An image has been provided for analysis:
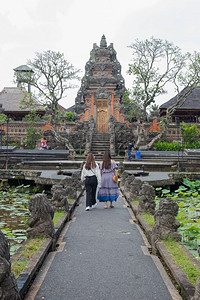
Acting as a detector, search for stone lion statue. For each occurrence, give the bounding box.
[0,230,21,300]
[27,194,54,238]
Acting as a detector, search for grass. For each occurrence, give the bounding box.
[12,238,45,278]
[163,238,200,286]
[53,210,65,225]
[140,212,155,227]
[131,200,139,205]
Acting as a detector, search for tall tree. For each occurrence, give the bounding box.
[16,50,80,153]
[126,37,200,149]
[127,37,187,119]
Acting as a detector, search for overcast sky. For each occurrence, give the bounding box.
[1,0,200,109]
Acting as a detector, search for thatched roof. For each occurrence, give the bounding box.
[0,87,44,112]
[159,87,200,110]
[0,87,67,113]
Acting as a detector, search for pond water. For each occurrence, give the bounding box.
[0,184,31,255]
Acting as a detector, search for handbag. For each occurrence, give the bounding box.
[112,174,118,183]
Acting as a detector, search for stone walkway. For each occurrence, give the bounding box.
[25,194,181,300]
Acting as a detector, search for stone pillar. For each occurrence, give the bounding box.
[85,109,89,121]
[91,93,94,117]
[110,93,114,116]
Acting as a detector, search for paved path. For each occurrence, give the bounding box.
[25,195,181,300]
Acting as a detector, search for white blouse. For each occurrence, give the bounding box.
[81,162,101,185]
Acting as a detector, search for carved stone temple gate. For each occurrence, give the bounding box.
[74,35,126,133]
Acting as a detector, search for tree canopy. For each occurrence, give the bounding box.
[15,50,80,152]
[126,37,200,149]
[127,37,187,119]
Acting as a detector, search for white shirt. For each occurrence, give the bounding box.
[81,162,101,186]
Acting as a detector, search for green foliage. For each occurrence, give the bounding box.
[154,141,183,151]
[12,259,28,278]
[12,237,44,278]
[121,90,142,121]
[0,112,8,124]
[154,140,200,151]
[22,111,42,149]
[181,122,199,143]
[24,127,42,149]
[22,111,41,122]
[163,238,200,286]
[155,179,200,258]
[0,184,31,254]
[1,136,21,148]
[53,211,65,225]
[64,111,76,122]
[140,212,155,227]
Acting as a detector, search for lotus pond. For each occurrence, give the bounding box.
[0,183,31,255]
[155,178,200,259]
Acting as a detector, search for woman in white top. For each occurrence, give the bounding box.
[81,153,101,211]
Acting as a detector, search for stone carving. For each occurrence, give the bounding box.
[100,34,107,48]
[63,171,82,201]
[138,183,156,214]
[118,162,124,176]
[51,185,69,212]
[129,178,143,200]
[120,171,129,191]
[95,87,109,99]
[0,231,21,300]
[192,278,200,300]
[152,197,181,253]
[27,194,54,238]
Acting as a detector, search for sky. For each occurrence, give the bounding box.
[1,0,200,109]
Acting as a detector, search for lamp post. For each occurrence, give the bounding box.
[175,117,180,172]
[0,105,5,151]
[5,116,10,169]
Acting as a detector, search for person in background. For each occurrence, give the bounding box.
[41,137,47,150]
[127,141,134,161]
[97,151,119,209]
[81,153,101,211]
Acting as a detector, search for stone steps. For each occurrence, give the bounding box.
[91,132,111,156]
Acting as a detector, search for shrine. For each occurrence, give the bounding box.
[75,35,126,132]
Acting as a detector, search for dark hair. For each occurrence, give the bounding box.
[102,151,111,169]
[85,153,96,170]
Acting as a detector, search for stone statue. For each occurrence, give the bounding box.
[151,197,181,253]
[124,175,135,198]
[120,171,129,192]
[118,162,124,177]
[138,183,156,214]
[129,178,143,201]
[192,278,200,300]
[51,185,69,212]
[27,194,54,238]
[0,231,21,300]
